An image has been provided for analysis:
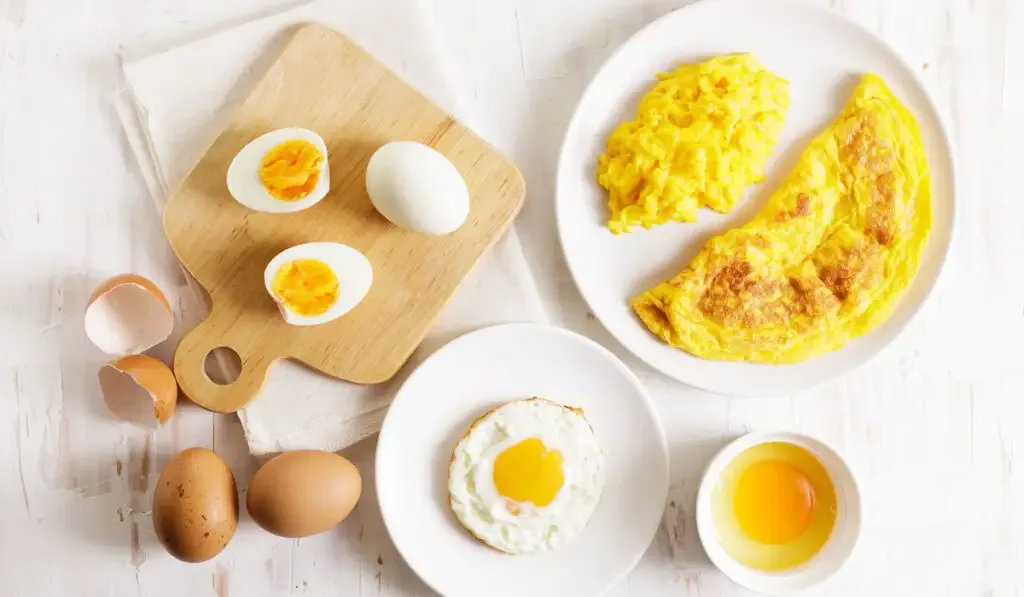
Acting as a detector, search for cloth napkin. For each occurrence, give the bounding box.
[114,0,548,455]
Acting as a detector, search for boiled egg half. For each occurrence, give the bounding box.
[448,397,604,555]
[227,128,330,213]
[263,242,372,326]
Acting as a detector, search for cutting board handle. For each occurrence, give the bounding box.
[172,313,275,413]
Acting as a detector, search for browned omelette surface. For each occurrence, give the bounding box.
[632,74,932,363]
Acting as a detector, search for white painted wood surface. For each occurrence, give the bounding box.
[0,0,1021,595]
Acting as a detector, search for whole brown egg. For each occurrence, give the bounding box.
[152,448,239,562]
[246,450,361,538]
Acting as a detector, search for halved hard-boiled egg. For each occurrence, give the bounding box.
[227,128,330,213]
[263,242,372,326]
[448,397,605,555]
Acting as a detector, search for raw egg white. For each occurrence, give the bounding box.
[365,141,469,235]
[263,242,372,326]
[448,398,604,555]
[711,441,837,571]
[227,128,330,213]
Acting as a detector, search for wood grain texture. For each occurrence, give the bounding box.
[165,23,525,413]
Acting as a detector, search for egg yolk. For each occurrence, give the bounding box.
[734,459,816,544]
[492,438,564,512]
[271,259,339,316]
[260,140,323,201]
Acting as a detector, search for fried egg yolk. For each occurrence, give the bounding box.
[492,438,564,512]
[734,460,815,544]
[260,140,324,201]
[270,259,339,316]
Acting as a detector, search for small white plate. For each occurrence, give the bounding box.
[556,0,956,396]
[376,323,669,597]
[696,432,863,594]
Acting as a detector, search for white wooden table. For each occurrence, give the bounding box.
[1,0,1022,595]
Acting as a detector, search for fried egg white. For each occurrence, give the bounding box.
[448,398,604,555]
[597,53,790,233]
[632,74,932,363]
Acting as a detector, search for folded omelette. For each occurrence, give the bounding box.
[632,74,932,363]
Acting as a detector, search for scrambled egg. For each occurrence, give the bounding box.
[632,74,932,363]
[597,54,790,233]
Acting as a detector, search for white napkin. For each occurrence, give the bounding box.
[115,0,547,455]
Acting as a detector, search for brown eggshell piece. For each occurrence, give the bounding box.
[246,450,362,538]
[153,448,238,563]
[85,273,174,356]
[98,354,178,427]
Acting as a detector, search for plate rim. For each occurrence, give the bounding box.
[375,322,670,597]
[554,0,958,396]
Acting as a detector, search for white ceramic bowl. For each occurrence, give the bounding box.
[696,432,862,595]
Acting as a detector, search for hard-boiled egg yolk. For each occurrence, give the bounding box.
[260,140,323,201]
[492,438,564,512]
[271,259,339,316]
[734,459,816,544]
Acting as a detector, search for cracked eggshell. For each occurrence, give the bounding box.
[85,274,174,356]
[99,354,178,427]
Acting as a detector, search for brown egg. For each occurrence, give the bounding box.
[246,450,361,538]
[152,448,238,562]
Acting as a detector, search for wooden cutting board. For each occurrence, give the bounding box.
[165,23,525,414]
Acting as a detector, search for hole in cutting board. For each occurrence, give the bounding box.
[204,347,242,385]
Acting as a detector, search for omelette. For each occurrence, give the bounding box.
[597,54,790,233]
[632,74,932,363]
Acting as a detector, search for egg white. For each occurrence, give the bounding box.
[263,242,372,326]
[227,128,331,214]
[448,398,604,555]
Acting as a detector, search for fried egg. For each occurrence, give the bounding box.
[632,74,932,362]
[448,398,604,555]
[263,242,372,326]
[597,54,790,233]
[711,441,837,571]
[227,128,330,213]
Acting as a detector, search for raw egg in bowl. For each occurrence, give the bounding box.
[696,432,861,594]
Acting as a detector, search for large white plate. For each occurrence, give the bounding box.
[376,323,669,597]
[556,0,956,396]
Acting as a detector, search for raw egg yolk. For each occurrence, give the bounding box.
[734,460,815,544]
[271,259,339,316]
[492,438,564,511]
[260,140,323,201]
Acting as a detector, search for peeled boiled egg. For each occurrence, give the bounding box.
[711,441,837,571]
[98,354,177,427]
[85,274,175,356]
[365,141,469,235]
[246,450,362,538]
[227,128,330,213]
[263,242,372,326]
